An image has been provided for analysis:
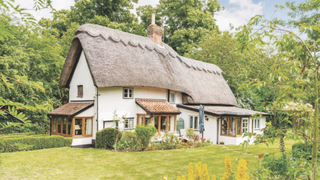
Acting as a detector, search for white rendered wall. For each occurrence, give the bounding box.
[69,51,96,101]
[177,108,218,144]
[97,86,168,130]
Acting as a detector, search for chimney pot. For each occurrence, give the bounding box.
[147,14,163,46]
[151,13,155,24]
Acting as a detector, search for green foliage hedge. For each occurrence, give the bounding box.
[1,135,72,153]
[135,125,157,150]
[95,128,122,149]
[292,141,320,160]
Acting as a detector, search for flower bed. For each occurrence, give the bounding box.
[115,132,211,152]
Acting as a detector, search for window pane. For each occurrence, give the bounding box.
[63,118,67,134]
[154,116,159,130]
[221,118,228,135]
[75,118,82,135]
[229,117,235,135]
[129,89,132,98]
[257,119,260,128]
[125,119,129,129]
[189,116,193,128]
[58,118,61,133]
[85,118,92,135]
[237,118,241,135]
[53,118,56,132]
[78,85,83,97]
[124,88,128,98]
[170,93,175,103]
[139,116,143,125]
[242,119,248,134]
[194,117,198,129]
[145,117,150,126]
[67,119,72,135]
[161,116,167,133]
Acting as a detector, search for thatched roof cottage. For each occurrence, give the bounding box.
[48,15,268,146]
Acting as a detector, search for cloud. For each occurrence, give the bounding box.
[215,0,263,31]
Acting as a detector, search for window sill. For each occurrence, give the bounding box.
[220,134,236,137]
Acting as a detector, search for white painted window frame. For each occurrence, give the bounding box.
[123,87,133,99]
[242,118,249,134]
[170,92,175,104]
[189,115,199,130]
[254,119,260,130]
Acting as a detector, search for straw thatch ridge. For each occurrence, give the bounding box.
[59,24,237,106]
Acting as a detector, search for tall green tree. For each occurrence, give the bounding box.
[137,0,221,55]
[238,0,320,178]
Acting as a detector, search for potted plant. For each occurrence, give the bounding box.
[220,141,225,145]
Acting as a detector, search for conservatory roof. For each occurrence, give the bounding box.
[48,102,94,117]
[136,99,181,114]
[177,104,269,117]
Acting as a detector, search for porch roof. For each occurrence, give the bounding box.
[48,102,94,117]
[136,99,181,114]
[177,104,269,117]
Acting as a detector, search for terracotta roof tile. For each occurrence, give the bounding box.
[136,99,180,114]
[48,102,93,116]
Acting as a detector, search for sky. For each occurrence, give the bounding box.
[13,0,306,31]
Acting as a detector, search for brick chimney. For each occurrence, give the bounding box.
[147,13,163,45]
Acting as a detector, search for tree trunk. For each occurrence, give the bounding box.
[312,69,319,180]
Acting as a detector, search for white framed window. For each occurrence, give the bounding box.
[170,92,175,103]
[242,118,248,134]
[123,87,133,99]
[124,118,134,129]
[189,116,199,129]
[254,119,260,130]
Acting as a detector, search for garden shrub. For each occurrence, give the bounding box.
[95,128,122,149]
[116,131,137,151]
[161,133,180,150]
[0,123,45,134]
[292,141,320,160]
[1,135,72,153]
[135,125,157,150]
[186,128,195,140]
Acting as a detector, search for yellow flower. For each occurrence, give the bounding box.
[211,174,216,180]
[222,156,232,180]
[202,163,209,180]
[177,176,181,180]
[236,159,250,180]
[163,175,169,180]
[195,162,201,179]
[188,163,194,180]
[182,175,187,180]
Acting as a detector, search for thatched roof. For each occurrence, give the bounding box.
[177,104,269,117]
[136,99,181,114]
[60,24,237,106]
[48,102,93,117]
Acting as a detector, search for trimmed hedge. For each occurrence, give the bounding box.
[1,135,73,153]
[96,128,122,149]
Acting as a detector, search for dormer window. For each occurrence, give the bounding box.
[77,85,83,98]
[170,92,175,103]
[123,87,133,99]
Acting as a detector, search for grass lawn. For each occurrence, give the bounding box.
[0,139,297,180]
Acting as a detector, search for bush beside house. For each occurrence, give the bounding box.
[1,135,72,152]
[95,127,122,149]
